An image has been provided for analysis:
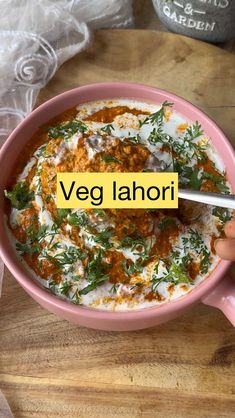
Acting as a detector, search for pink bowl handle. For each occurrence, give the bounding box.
[202,274,235,326]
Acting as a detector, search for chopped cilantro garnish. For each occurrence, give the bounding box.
[16,241,40,256]
[147,127,170,145]
[202,172,230,194]
[36,144,47,157]
[44,194,51,203]
[146,125,205,168]
[120,235,146,250]
[59,281,73,296]
[185,121,203,141]
[182,229,203,253]
[16,224,49,256]
[119,235,151,261]
[92,228,114,249]
[172,250,192,268]
[67,212,88,227]
[199,249,211,275]
[79,280,105,295]
[121,259,144,276]
[93,209,106,218]
[130,282,143,290]
[5,182,34,210]
[182,229,211,274]
[57,209,70,218]
[101,155,121,164]
[109,284,118,294]
[101,124,114,135]
[72,289,81,304]
[48,278,57,292]
[79,249,111,295]
[212,207,232,224]
[56,209,88,230]
[48,119,87,139]
[151,261,190,291]
[72,275,82,281]
[34,224,49,241]
[140,101,173,127]
[159,217,176,231]
[52,246,86,267]
[56,208,70,223]
[128,133,141,144]
[174,161,202,190]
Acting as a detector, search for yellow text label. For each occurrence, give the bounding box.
[56,172,178,209]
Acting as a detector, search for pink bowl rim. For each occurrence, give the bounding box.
[0,81,234,321]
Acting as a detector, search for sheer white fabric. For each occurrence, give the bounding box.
[0,0,133,294]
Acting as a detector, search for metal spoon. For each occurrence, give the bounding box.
[145,155,235,210]
[179,189,235,210]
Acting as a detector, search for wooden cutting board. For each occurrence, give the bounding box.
[1,30,235,418]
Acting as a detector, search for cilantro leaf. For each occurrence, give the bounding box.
[175,163,202,190]
[128,133,141,144]
[119,235,151,261]
[56,208,70,224]
[159,217,176,231]
[59,281,73,296]
[48,119,87,139]
[202,172,230,194]
[101,124,114,135]
[67,212,88,227]
[92,228,114,249]
[101,155,121,164]
[147,127,171,145]
[79,249,111,295]
[185,121,203,140]
[52,246,87,267]
[16,241,40,256]
[15,225,49,256]
[121,259,144,276]
[5,182,34,210]
[151,261,190,291]
[182,229,211,274]
[212,207,232,224]
[140,101,173,127]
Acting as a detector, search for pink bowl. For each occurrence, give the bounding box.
[0,82,235,331]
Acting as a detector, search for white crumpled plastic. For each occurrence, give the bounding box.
[0,0,133,296]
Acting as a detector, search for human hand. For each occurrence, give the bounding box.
[215,220,235,261]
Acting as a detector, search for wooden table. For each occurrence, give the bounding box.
[1,29,235,418]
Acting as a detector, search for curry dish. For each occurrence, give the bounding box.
[5,99,232,310]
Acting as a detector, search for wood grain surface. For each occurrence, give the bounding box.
[1,30,235,418]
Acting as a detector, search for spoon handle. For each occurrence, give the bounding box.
[178,189,235,210]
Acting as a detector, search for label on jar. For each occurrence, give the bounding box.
[162,0,230,33]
